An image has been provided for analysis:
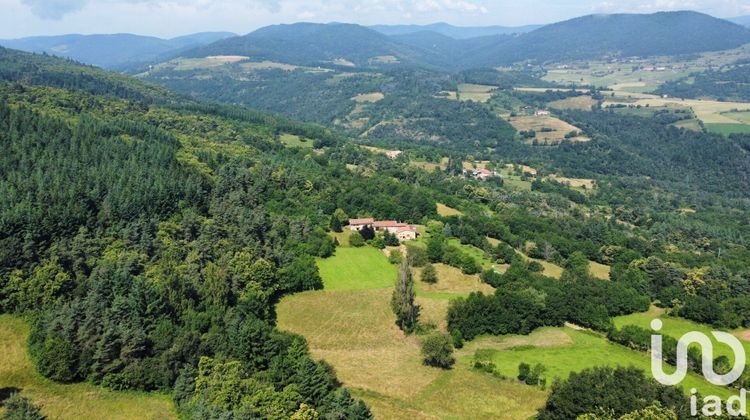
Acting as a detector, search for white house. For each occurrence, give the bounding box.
[348,218,374,231]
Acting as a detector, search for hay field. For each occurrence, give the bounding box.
[457,84,496,102]
[509,115,590,144]
[436,203,463,217]
[548,95,598,110]
[351,92,385,103]
[279,133,313,148]
[0,315,176,420]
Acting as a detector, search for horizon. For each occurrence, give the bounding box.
[1,0,749,39]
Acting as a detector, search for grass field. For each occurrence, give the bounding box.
[670,119,703,131]
[503,178,533,191]
[278,247,546,418]
[0,315,176,419]
[351,92,385,103]
[413,263,494,300]
[509,115,590,144]
[614,306,750,364]
[279,133,313,148]
[474,326,735,399]
[436,203,463,217]
[548,95,598,111]
[457,84,496,103]
[317,247,398,290]
[705,123,750,135]
[588,260,611,280]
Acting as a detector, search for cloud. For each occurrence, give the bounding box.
[22,0,88,19]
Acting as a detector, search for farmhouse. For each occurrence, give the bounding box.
[348,218,374,231]
[535,109,551,116]
[473,168,497,180]
[385,150,403,159]
[347,218,418,241]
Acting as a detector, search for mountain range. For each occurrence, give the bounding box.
[0,32,235,69]
[3,11,750,71]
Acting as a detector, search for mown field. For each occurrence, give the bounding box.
[614,306,750,364]
[277,245,548,419]
[472,326,735,399]
[0,315,176,419]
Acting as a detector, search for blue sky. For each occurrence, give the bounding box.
[1,0,749,38]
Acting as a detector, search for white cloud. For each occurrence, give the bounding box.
[21,0,87,19]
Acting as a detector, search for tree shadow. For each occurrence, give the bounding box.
[0,387,21,406]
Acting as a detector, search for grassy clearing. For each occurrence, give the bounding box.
[413,263,494,299]
[240,60,300,71]
[723,111,750,124]
[670,119,703,131]
[503,178,532,191]
[509,115,590,144]
[446,238,494,269]
[588,260,611,280]
[614,307,750,364]
[279,133,313,148]
[0,315,176,420]
[436,203,462,217]
[328,229,354,247]
[351,92,384,103]
[705,123,750,135]
[474,326,734,399]
[518,253,564,279]
[317,247,398,290]
[548,95,597,111]
[547,174,595,189]
[458,84,496,103]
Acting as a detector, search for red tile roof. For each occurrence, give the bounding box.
[396,225,417,233]
[349,218,374,225]
[373,221,404,228]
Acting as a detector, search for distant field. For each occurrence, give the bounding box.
[436,202,463,217]
[351,92,385,103]
[614,306,750,364]
[240,60,300,71]
[547,174,594,189]
[458,84,496,103]
[475,326,735,399]
[317,247,398,290]
[521,253,564,279]
[605,97,750,126]
[588,260,611,280]
[723,111,750,124]
[509,115,590,144]
[413,263,494,299]
[705,123,750,135]
[548,95,597,110]
[0,315,175,420]
[445,238,495,270]
[670,119,703,131]
[279,133,313,148]
[503,178,532,191]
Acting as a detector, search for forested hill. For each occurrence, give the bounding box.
[181,22,448,69]
[468,11,750,66]
[0,46,184,103]
[0,32,236,69]
[0,51,414,418]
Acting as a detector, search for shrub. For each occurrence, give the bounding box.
[2,393,45,420]
[349,232,365,247]
[421,264,438,284]
[388,249,403,265]
[421,333,455,369]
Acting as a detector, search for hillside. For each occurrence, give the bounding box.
[730,15,750,27]
[466,11,750,66]
[370,22,542,38]
[0,46,183,103]
[181,22,448,69]
[0,32,235,69]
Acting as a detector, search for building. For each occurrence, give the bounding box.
[473,169,496,180]
[535,109,550,116]
[395,225,418,241]
[348,218,419,241]
[385,150,403,159]
[348,218,374,231]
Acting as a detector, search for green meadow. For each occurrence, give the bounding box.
[317,246,398,290]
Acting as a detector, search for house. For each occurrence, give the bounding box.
[373,220,406,233]
[385,150,403,159]
[348,218,374,231]
[395,225,418,241]
[473,169,496,180]
[535,109,550,116]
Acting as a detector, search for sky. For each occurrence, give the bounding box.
[1,0,749,39]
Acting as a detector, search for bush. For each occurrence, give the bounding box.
[421,333,455,369]
[349,232,365,247]
[451,329,464,349]
[528,261,544,272]
[421,264,438,284]
[2,393,45,420]
[388,249,403,265]
[406,245,428,267]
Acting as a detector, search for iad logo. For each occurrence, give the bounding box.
[650,319,747,417]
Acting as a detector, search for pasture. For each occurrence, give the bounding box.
[278,247,546,419]
[548,95,598,110]
[474,326,735,399]
[705,123,750,135]
[317,247,398,290]
[351,92,385,103]
[614,306,750,364]
[0,315,176,420]
[436,202,463,217]
[413,263,495,299]
[509,115,590,144]
[458,83,496,103]
[279,133,313,148]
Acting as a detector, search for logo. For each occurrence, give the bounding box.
[650,319,747,417]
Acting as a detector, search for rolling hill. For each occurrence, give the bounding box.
[468,11,750,66]
[370,22,542,38]
[181,22,448,69]
[0,32,235,69]
[729,15,750,27]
